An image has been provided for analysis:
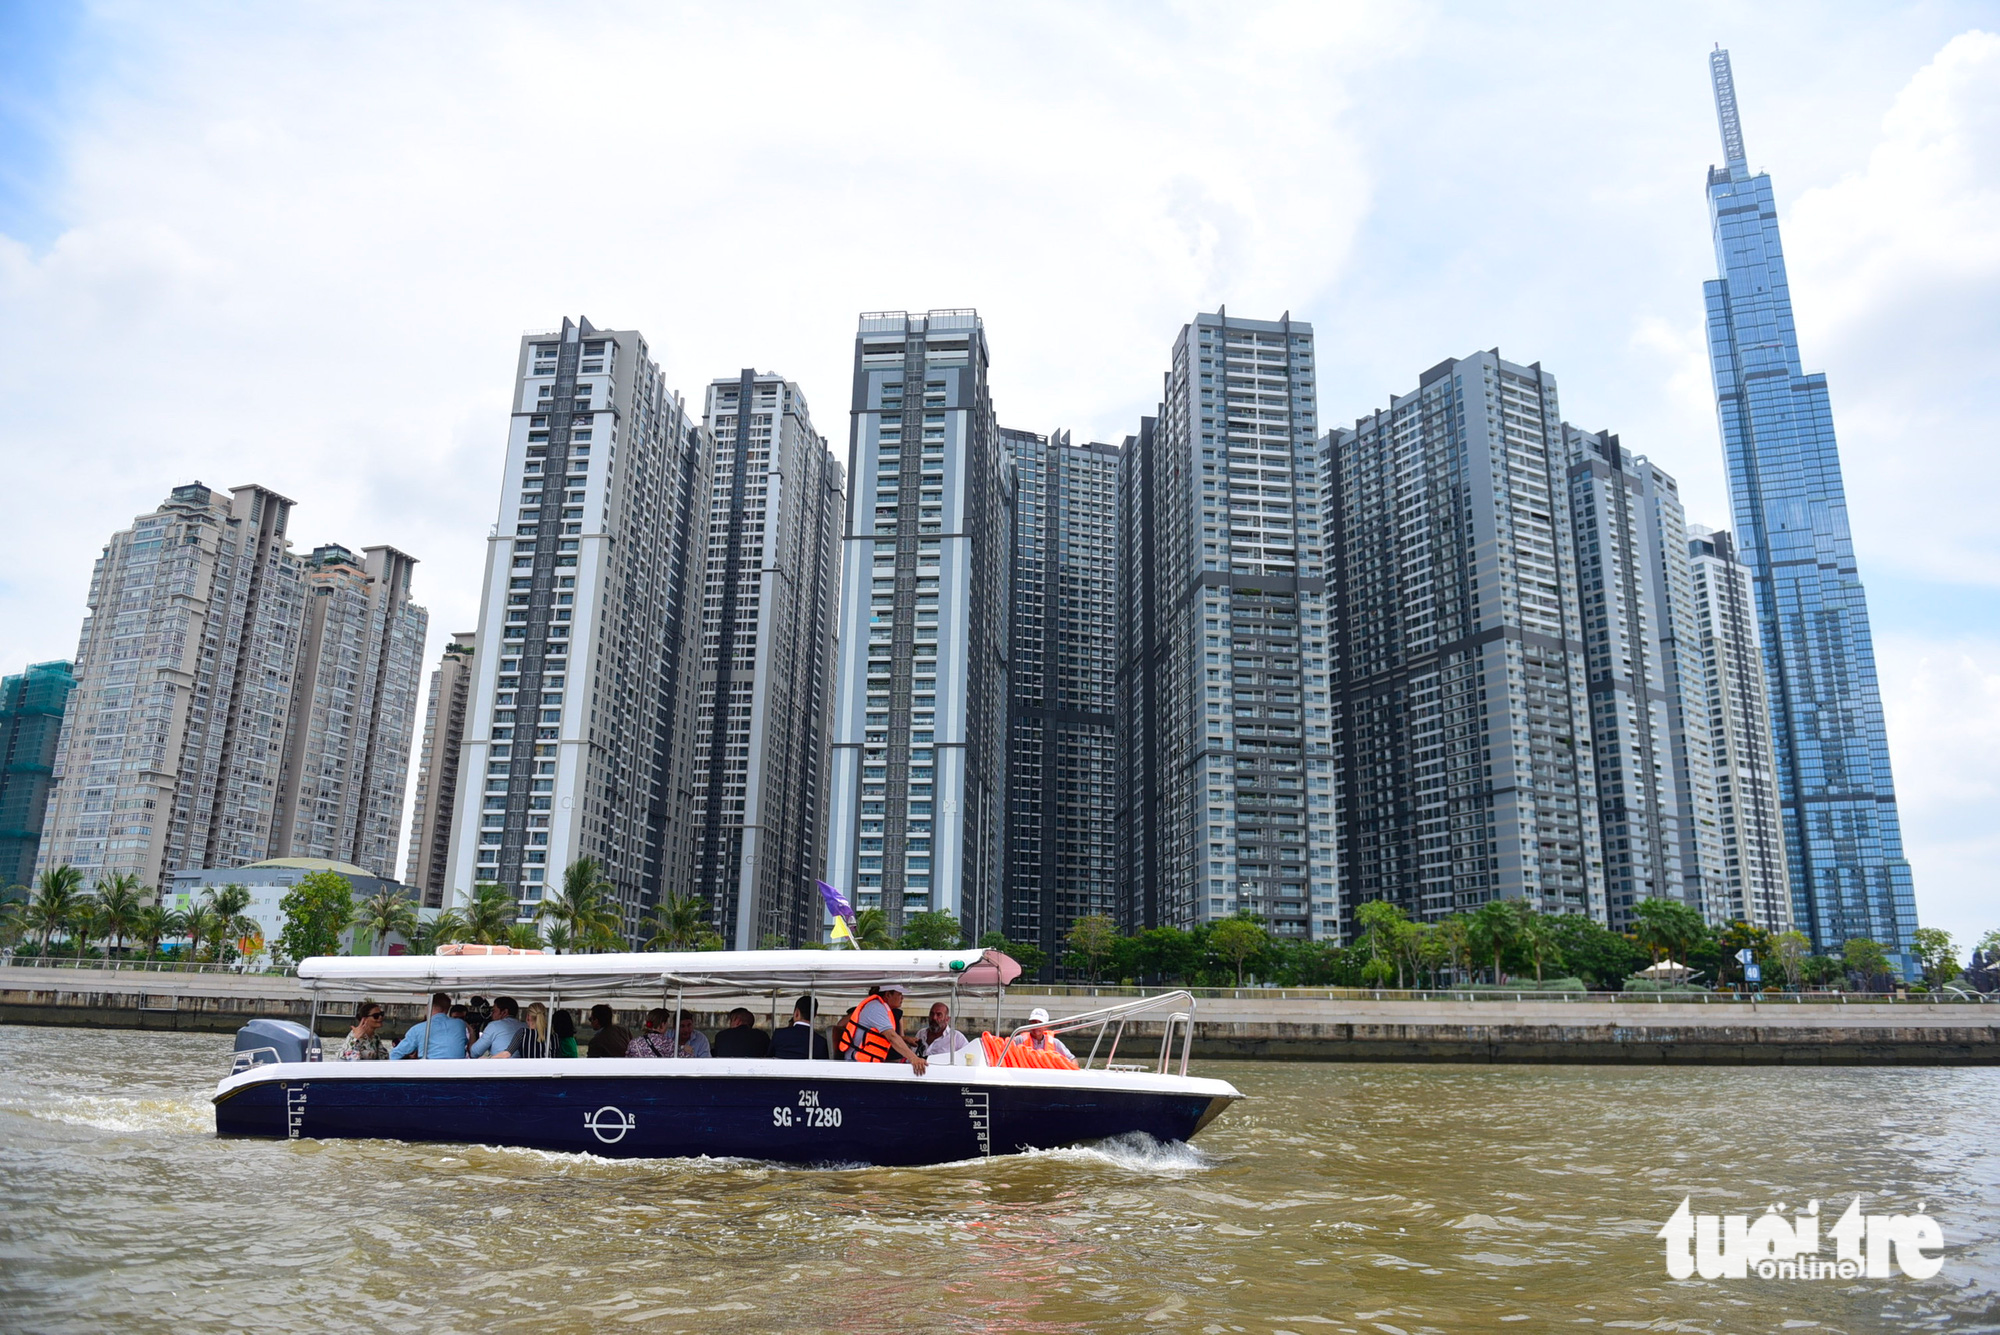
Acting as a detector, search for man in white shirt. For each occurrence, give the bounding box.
[915,1001,970,1062]
[1019,1006,1074,1060]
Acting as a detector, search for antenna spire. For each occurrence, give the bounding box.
[1710,46,1747,166]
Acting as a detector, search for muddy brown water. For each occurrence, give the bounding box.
[1,1026,1994,1333]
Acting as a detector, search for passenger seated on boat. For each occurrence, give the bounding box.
[389,993,471,1060]
[834,984,927,1075]
[470,997,524,1058]
[1019,1007,1074,1061]
[551,1008,579,1058]
[334,1001,388,1061]
[916,1001,969,1062]
[506,1002,551,1058]
[585,1004,631,1058]
[710,1008,769,1059]
[628,1008,710,1059]
[466,997,491,1040]
[769,996,830,1060]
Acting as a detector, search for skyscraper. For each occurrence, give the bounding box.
[1702,49,1917,968]
[404,631,475,907]
[270,543,428,877]
[1118,312,1334,940]
[1004,428,1121,969]
[39,483,423,891]
[1562,427,1724,927]
[825,310,1011,939]
[1328,353,1602,925]
[0,661,75,889]
[690,371,844,949]
[447,317,710,939]
[1688,526,1794,932]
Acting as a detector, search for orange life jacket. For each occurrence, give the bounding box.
[835,995,900,1063]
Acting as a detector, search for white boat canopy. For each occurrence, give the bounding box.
[295,948,1023,1000]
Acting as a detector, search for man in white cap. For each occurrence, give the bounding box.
[835,982,928,1075]
[1018,1006,1074,1060]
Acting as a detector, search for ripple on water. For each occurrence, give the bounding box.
[0,1026,1996,1335]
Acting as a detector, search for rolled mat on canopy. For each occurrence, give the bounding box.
[294,948,1023,999]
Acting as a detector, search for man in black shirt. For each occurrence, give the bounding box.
[710,1007,770,1058]
[585,1003,632,1058]
[767,996,830,1060]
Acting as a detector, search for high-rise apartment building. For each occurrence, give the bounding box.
[0,661,75,889]
[405,631,475,907]
[1328,352,1602,926]
[690,371,844,949]
[1004,428,1120,968]
[1703,50,1917,969]
[1563,427,1724,927]
[270,544,427,877]
[1688,526,1793,932]
[825,310,1011,938]
[1117,312,1334,940]
[448,317,709,939]
[40,483,422,891]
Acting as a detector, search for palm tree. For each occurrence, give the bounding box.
[1467,899,1520,983]
[410,909,466,956]
[0,886,28,954]
[464,882,519,945]
[537,857,621,953]
[506,922,545,950]
[94,874,148,964]
[641,893,712,952]
[66,898,103,960]
[851,907,894,949]
[203,885,258,963]
[133,904,183,960]
[355,886,419,954]
[180,903,221,962]
[31,865,86,955]
[1519,913,1558,982]
[540,922,575,954]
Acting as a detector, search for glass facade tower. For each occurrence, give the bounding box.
[1701,48,1918,970]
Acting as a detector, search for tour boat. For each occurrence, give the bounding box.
[211,949,1241,1166]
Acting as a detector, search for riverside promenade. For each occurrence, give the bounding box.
[3,962,1995,1064]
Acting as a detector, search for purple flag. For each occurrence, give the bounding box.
[817,879,856,924]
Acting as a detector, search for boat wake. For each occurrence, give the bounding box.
[1017,1133,1215,1176]
[0,1091,211,1137]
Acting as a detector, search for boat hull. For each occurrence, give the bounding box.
[212,1059,1238,1166]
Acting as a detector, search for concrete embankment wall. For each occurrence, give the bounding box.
[5,966,1995,1065]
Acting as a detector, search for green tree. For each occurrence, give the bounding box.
[899,910,965,950]
[1633,898,1707,968]
[848,907,893,949]
[976,930,1046,979]
[1771,929,1811,991]
[1518,912,1560,983]
[1064,914,1119,982]
[537,857,622,953]
[1354,900,1409,985]
[181,903,222,961]
[356,886,419,955]
[1540,913,1644,991]
[506,922,545,950]
[463,882,519,945]
[1118,926,1201,984]
[1716,920,1774,989]
[205,885,257,961]
[642,892,713,951]
[1281,939,1352,987]
[1208,914,1269,986]
[276,870,356,963]
[132,904,182,960]
[1978,928,2000,956]
[1800,953,1844,989]
[93,874,148,961]
[1841,937,1894,990]
[1467,899,1520,983]
[66,897,102,958]
[410,909,466,956]
[30,865,86,955]
[1433,915,1473,983]
[1,885,34,952]
[1911,927,1958,990]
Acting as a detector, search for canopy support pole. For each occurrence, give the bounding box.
[672,983,684,1059]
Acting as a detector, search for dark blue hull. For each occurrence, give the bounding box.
[213,1066,1234,1166]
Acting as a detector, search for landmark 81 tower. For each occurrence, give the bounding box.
[1701,48,1918,972]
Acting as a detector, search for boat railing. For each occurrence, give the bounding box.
[1007,991,1197,1078]
[230,1045,319,1074]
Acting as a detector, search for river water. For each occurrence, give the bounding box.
[0,1026,1994,1334]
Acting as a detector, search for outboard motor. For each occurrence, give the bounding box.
[232,1018,321,1073]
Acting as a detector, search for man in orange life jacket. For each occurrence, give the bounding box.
[836,983,928,1075]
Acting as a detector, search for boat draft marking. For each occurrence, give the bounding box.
[960,1087,991,1157]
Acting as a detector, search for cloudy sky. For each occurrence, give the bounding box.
[2,2,1994,947]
